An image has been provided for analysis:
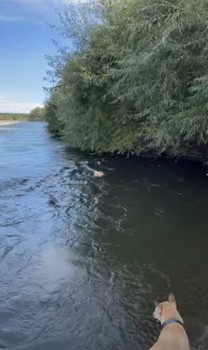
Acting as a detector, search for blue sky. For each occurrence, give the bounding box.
[0,0,80,113]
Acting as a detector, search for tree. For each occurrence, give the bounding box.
[29,107,45,121]
[45,0,208,161]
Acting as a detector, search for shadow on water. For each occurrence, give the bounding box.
[0,122,208,349]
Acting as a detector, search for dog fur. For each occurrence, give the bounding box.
[149,294,190,350]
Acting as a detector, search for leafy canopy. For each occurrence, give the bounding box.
[45,0,208,160]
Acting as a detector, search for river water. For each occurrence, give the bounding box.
[0,122,208,350]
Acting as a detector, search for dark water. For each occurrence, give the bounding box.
[0,122,208,350]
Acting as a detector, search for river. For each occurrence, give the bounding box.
[0,122,208,349]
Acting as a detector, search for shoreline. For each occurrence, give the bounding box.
[0,121,20,126]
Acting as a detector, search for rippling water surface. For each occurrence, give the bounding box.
[0,122,208,349]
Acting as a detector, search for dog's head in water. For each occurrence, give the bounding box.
[153,294,177,323]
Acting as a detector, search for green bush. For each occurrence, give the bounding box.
[46,0,208,160]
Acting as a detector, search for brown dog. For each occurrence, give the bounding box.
[150,294,190,350]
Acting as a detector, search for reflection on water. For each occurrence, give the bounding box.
[0,122,208,349]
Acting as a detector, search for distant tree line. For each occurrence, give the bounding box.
[45,0,208,161]
[0,107,45,122]
[0,113,28,121]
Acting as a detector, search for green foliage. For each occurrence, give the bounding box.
[29,106,45,121]
[0,113,28,121]
[46,0,208,160]
[45,91,64,135]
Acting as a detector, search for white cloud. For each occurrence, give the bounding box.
[0,97,43,114]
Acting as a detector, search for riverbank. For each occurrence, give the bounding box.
[45,0,208,163]
[0,121,20,126]
[0,112,29,123]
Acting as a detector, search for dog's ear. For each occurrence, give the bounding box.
[168,293,176,304]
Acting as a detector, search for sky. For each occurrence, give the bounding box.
[0,0,82,113]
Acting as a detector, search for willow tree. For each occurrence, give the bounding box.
[46,0,208,160]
